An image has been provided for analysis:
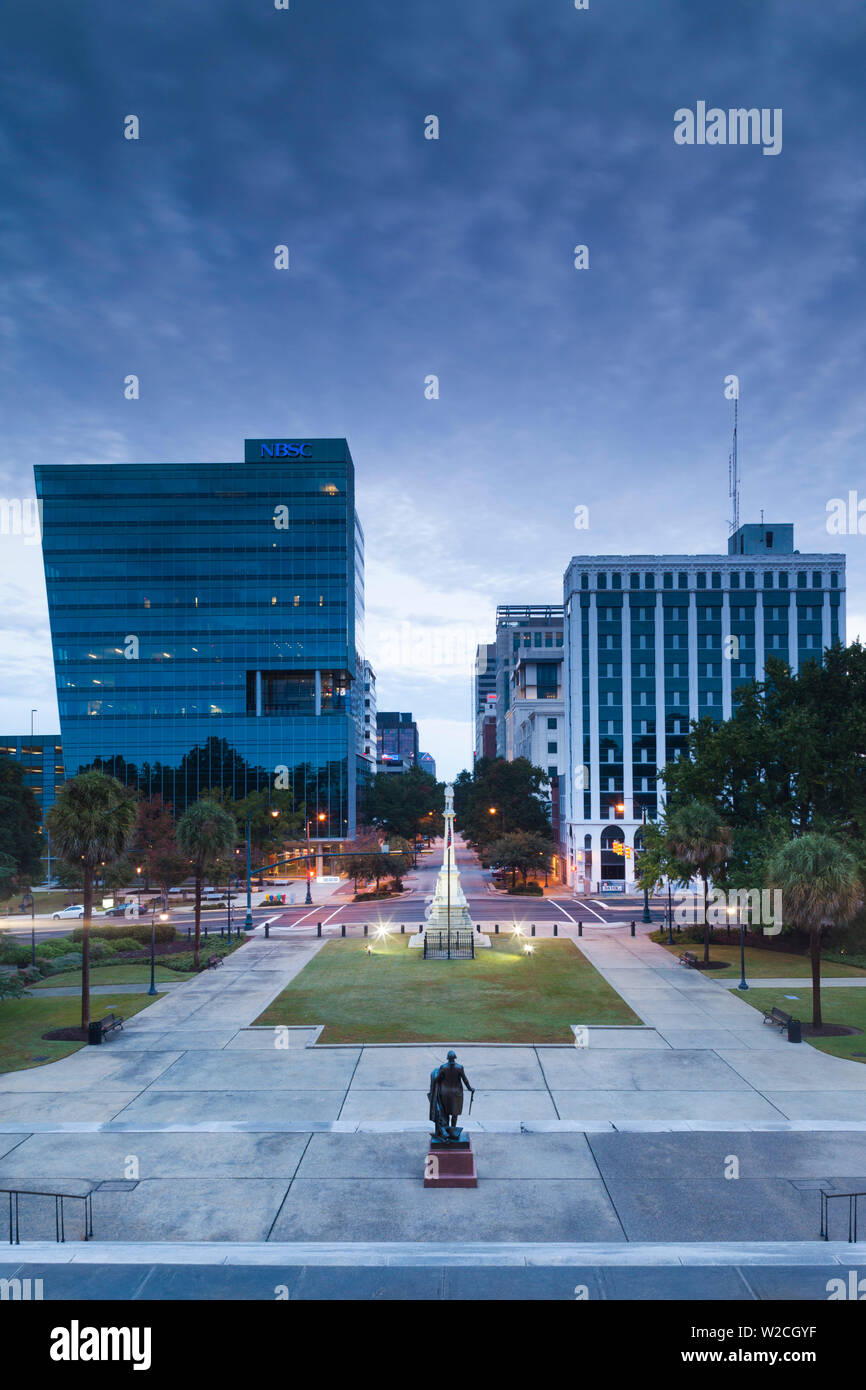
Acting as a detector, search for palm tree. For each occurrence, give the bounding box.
[665,802,733,965]
[45,771,138,1030]
[766,833,862,1029]
[176,799,238,969]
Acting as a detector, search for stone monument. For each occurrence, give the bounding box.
[425,782,473,932]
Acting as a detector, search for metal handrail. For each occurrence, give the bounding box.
[1,1184,94,1244]
[820,1189,866,1242]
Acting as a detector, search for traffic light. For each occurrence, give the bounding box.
[612,843,624,857]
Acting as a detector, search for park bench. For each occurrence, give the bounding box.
[87,1012,123,1045]
[678,951,698,969]
[763,1005,792,1030]
[762,1004,802,1043]
[205,954,223,969]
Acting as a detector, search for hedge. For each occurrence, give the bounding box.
[71,921,176,945]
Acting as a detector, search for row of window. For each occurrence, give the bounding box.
[576,570,840,592]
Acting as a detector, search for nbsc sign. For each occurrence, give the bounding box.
[259,441,312,458]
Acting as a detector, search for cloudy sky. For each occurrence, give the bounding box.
[1,0,864,778]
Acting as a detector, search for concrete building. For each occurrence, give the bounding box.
[494,603,569,756]
[418,751,436,779]
[361,660,377,770]
[473,642,497,759]
[562,523,846,893]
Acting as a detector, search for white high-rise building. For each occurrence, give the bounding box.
[562,524,846,892]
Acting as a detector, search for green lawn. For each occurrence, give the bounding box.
[657,940,866,979]
[31,964,193,988]
[0,994,160,1073]
[255,934,641,1043]
[736,987,866,1064]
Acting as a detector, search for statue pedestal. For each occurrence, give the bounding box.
[424,1139,478,1188]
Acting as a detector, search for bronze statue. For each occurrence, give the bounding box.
[428,1050,474,1144]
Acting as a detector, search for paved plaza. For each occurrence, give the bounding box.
[1,931,866,1263]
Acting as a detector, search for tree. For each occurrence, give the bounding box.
[176,799,238,969]
[344,834,413,895]
[0,755,43,898]
[766,833,863,1029]
[454,758,552,849]
[486,831,553,890]
[660,644,866,886]
[665,802,733,965]
[130,795,189,905]
[362,767,444,843]
[45,771,138,1029]
[222,788,303,866]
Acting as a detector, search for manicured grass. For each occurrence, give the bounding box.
[31,964,192,988]
[736,987,866,1064]
[255,934,641,1043]
[657,940,866,979]
[0,994,159,1073]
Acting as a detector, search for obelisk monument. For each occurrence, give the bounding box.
[425,782,473,932]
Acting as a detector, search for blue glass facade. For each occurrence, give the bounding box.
[35,439,365,836]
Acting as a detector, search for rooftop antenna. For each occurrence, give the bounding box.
[727,394,739,534]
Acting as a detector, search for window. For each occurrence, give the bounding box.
[547,741,558,754]
[547,717,557,729]
[548,767,557,780]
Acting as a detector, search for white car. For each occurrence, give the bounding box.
[52,905,85,919]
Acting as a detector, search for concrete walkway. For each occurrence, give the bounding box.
[3,933,866,1252]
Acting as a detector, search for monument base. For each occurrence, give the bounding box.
[424,1138,478,1188]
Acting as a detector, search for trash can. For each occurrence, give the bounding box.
[787,1017,802,1044]
[87,1021,104,1045]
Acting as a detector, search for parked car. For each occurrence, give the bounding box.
[100,902,138,917]
[51,905,85,919]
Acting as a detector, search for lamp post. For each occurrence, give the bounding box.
[136,864,142,917]
[667,879,674,944]
[245,816,253,929]
[641,807,651,924]
[304,812,326,905]
[149,907,168,996]
[734,904,749,991]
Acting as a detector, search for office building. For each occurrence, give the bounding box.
[0,733,64,881]
[494,606,564,758]
[361,660,377,769]
[473,642,496,759]
[376,711,419,768]
[562,523,846,891]
[35,437,367,839]
[418,751,436,779]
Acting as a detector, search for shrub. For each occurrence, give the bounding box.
[42,952,83,974]
[0,944,34,967]
[0,971,27,1000]
[27,938,83,960]
[110,937,146,954]
[508,883,544,896]
[71,922,176,945]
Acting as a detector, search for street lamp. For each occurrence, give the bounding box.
[135,864,142,916]
[640,807,651,924]
[305,812,326,905]
[148,907,168,996]
[489,806,505,834]
[731,904,749,991]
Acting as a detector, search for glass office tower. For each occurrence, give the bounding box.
[35,438,366,838]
